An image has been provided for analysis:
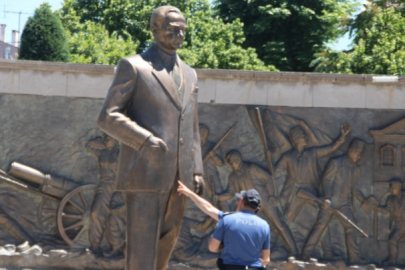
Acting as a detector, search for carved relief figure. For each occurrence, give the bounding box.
[376,180,405,266]
[199,124,228,210]
[219,150,298,256]
[86,134,120,253]
[171,216,218,266]
[104,192,126,258]
[301,139,367,264]
[97,6,204,270]
[0,207,34,247]
[275,123,351,224]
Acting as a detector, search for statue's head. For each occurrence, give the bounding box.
[226,150,243,171]
[348,139,365,164]
[102,133,117,149]
[289,126,308,151]
[150,6,186,54]
[199,124,209,143]
[390,179,402,197]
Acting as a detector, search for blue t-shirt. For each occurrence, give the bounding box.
[213,210,270,267]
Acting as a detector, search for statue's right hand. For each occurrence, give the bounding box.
[323,199,331,209]
[145,136,169,152]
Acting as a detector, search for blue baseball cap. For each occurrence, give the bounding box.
[235,189,261,207]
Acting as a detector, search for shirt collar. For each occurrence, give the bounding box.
[153,43,177,67]
[240,209,255,214]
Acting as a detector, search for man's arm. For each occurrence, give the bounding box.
[315,123,350,159]
[208,238,221,253]
[178,181,220,221]
[97,59,153,151]
[260,249,270,265]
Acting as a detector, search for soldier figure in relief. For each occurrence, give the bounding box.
[219,150,298,257]
[301,139,367,264]
[275,123,351,224]
[376,180,405,266]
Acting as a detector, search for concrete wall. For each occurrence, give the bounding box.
[0,58,404,109]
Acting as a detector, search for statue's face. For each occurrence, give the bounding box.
[199,128,208,143]
[293,136,308,150]
[228,155,242,171]
[154,12,187,52]
[391,184,402,196]
[104,135,117,149]
[348,149,362,164]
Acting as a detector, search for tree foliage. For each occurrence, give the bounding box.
[214,0,358,72]
[58,1,137,65]
[20,3,70,62]
[311,6,405,75]
[59,0,276,70]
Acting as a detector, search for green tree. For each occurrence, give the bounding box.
[20,3,70,62]
[214,0,358,72]
[58,1,137,65]
[311,6,405,75]
[59,0,275,70]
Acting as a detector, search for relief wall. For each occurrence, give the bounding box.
[0,93,404,269]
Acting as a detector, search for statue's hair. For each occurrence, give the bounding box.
[390,179,402,189]
[349,139,365,152]
[199,124,209,133]
[150,6,182,29]
[226,149,242,163]
[289,126,305,141]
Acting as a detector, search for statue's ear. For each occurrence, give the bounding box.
[150,25,158,34]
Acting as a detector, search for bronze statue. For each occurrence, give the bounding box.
[199,124,228,210]
[219,150,298,257]
[376,180,405,266]
[301,139,367,264]
[97,6,204,270]
[275,123,351,224]
[86,134,119,253]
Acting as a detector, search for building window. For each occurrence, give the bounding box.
[5,47,10,59]
[402,147,405,169]
[381,145,395,167]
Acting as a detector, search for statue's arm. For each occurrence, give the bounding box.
[192,78,203,176]
[315,123,350,158]
[97,59,152,151]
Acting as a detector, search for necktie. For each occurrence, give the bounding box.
[171,57,182,97]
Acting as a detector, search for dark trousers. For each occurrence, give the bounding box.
[124,175,186,270]
[388,227,405,262]
[301,206,360,261]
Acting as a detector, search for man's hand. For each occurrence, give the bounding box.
[340,122,351,137]
[177,180,193,197]
[268,196,278,205]
[144,136,169,152]
[323,199,331,209]
[193,175,205,196]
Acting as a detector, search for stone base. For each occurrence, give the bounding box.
[168,259,405,270]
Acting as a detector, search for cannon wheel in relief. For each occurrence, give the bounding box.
[57,184,97,246]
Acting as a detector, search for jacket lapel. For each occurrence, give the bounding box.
[147,48,182,111]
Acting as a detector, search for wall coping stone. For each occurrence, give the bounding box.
[0,58,403,85]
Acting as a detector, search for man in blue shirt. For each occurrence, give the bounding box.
[178,181,270,269]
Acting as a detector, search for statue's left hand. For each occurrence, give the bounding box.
[193,175,205,196]
[340,122,351,137]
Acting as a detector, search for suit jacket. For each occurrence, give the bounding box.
[97,45,203,192]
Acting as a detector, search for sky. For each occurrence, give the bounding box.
[0,0,364,50]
